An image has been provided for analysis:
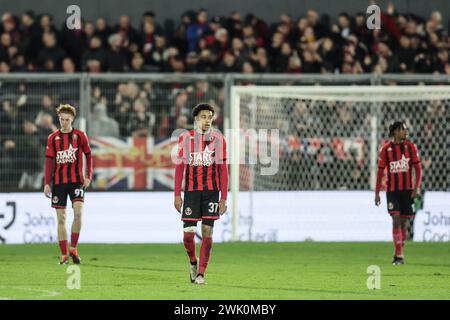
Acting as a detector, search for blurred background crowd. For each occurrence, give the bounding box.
[0,4,449,74]
[0,3,449,190]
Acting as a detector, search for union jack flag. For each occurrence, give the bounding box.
[91,136,177,190]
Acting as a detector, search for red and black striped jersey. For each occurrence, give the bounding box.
[45,128,92,185]
[174,129,228,199]
[377,139,421,192]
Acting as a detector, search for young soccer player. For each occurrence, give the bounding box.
[375,121,422,265]
[44,104,93,264]
[174,103,228,284]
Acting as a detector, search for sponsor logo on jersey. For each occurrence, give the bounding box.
[389,155,410,173]
[56,144,78,164]
[185,207,192,216]
[189,145,214,166]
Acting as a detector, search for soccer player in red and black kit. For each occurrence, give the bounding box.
[44,104,93,265]
[174,103,228,285]
[375,121,422,265]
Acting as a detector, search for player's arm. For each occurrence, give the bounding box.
[44,134,55,198]
[174,134,186,213]
[375,145,387,206]
[218,135,228,215]
[81,132,93,188]
[410,143,422,198]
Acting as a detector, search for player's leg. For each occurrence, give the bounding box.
[196,220,214,284]
[181,191,201,282]
[387,192,403,263]
[51,184,69,264]
[69,184,85,264]
[400,217,409,253]
[195,190,220,284]
[68,201,83,264]
[392,214,404,259]
[183,220,198,283]
[398,190,415,260]
[55,208,69,264]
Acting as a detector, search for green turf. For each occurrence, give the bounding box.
[0,242,449,300]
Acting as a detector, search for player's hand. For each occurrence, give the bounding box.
[44,184,51,198]
[219,199,227,215]
[374,193,381,206]
[82,178,91,189]
[174,196,183,213]
[411,188,420,199]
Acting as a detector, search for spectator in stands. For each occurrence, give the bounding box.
[141,20,156,53]
[37,32,65,71]
[2,13,21,46]
[167,54,185,72]
[142,34,167,71]
[88,98,120,137]
[95,17,112,48]
[82,36,106,71]
[172,10,195,57]
[435,49,450,74]
[114,82,140,136]
[184,51,199,72]
[34,94,56,126]
[16,120,41,189]
[217,51,237,72]
[170,90,191,124]
[0,60,9,72]
[10,52,27,72]
[62,57,76,73]
[36,112,57,146]
[114,15,139,45]
[0,99,22,136]
[0,138,19,188]
[126,98,155,137]
[175,114,190,130]
[395,35,414,72]
[0,32,12,62]
[106,33,129,72]
[129,52,146,72]
[186,8,209,51]
[19,11,40,61]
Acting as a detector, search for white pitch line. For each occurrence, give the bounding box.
[0,286,62,299]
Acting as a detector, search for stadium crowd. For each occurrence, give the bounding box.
[0,5,449,190]
[0,5,449,74]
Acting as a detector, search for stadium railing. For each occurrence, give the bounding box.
[0,73,449,192]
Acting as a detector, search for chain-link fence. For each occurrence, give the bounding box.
[1,73,449,192]
[0,74,81,190]
[234,85,450,192]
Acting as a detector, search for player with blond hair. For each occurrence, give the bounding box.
[44,104,93,264]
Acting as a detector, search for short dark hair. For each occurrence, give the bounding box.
[389,121,406,137]
[192,103,214,117]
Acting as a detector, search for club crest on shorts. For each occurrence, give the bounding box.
[185,207,192,215]
[52,196,59,203]
[388,202,394,210]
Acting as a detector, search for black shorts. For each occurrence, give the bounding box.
[386,190,415,217]
[182,190,220,221]
[51,183,85,209]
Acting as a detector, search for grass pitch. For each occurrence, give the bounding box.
[0,242,449,300]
